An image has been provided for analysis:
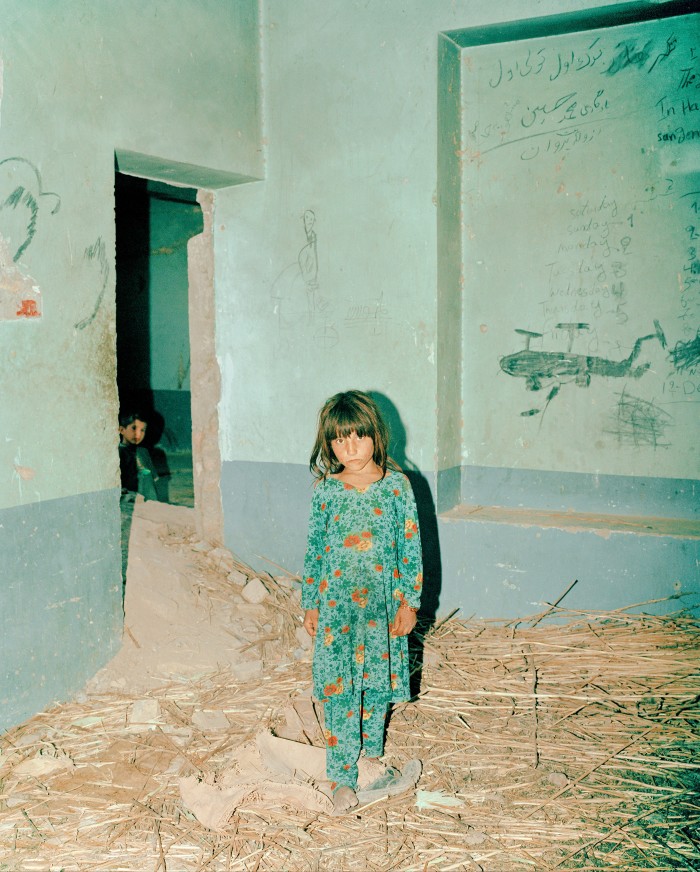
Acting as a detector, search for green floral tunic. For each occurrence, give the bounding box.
[302,471,423,704]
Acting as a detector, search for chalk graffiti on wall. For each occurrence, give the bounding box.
[271,209,339,350]
[0,157,61,320]
[474,26,684,164]
[271,208,398,352]
[604,387,672,448]
[499,320,667,416]
[669,331,700,372]
[663,331,700,402]
[500,317,700,445]
[657,189,700,401]
[343,291,392,338]
[462,15,699,473]
[74,237,110,330]
[298,209,319,304]
[0,157,61,262]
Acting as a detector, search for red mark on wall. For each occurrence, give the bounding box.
[14,465,35,481]
[16,299,40,317]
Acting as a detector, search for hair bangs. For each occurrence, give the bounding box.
[323,407,373,442]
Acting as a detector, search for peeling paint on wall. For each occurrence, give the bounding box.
[11,447,40,504]
[0,157,61,321]
[0,233,41,319]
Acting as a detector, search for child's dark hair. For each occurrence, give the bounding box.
[118,410,148,428]
[310,390,396,480]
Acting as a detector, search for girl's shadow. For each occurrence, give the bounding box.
[369,392,442,699]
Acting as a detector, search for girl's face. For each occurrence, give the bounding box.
[120,419,147,445]
[330,431,374,471]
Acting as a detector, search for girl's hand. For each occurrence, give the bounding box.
[303,608,319,637]
[389,604,418,637]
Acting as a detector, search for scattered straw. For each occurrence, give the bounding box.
[1,536,698,870]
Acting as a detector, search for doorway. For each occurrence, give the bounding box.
[114,173,203,508]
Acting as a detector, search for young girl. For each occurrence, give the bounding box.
[302,390,423,814]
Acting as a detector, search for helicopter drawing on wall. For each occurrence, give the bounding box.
[499,321,667,416]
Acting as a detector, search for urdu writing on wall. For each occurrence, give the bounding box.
[459,10,699,479]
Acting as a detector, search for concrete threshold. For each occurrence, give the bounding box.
[441,503,700,539]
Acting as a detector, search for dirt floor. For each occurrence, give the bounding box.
[1,500,698,871]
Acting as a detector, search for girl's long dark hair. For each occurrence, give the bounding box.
[309,390,398,480]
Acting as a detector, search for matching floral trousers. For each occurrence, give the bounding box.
[324,689,389,791]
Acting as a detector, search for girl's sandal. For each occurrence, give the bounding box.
[356,759,422,804]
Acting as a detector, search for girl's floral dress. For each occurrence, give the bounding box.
[302,470,423,705]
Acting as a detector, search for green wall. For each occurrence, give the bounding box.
[215,0,659,471]
[0,0,260,732]
[215,0,697,618]
[0,0,260,508]
[455,7,699,481]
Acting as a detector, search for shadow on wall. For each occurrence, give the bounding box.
[369,391,443,698]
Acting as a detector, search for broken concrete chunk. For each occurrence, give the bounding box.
[14,753,75,777]
[164,755,189,776]
[241,577,268,604]
[13,731,45,747]
[71,715,104,727]
[227,569,249,586]
[192,709,230,733]
[160,726,194,746]
[128,698,161,727]
[548,771,569,788]
[5,792,33,808]
[208,547,235,570]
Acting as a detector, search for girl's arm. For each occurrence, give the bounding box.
[301,485,327,611]
[394,475,423,612]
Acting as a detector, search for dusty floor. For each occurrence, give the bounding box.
[0,500,698,871]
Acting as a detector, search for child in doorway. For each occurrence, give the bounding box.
[118,410,161,583]
[302,390,423,814]
[118,410,160,501]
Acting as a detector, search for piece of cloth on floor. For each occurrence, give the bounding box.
[274,693,326,746]
[179,730,387,830]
